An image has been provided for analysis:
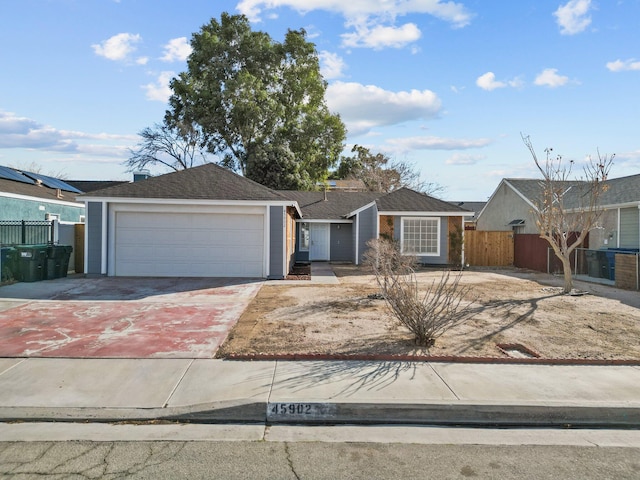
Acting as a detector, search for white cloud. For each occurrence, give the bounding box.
[326,81,441,136]
[0,110,135,156]
[476,72,523,91]
[386,135,492,151]
[553,0,592,35]
[92,33,142,62]
[237,0,472,27]
[161,37,193,62]
[476,72,505,91]
[342,22,421,49]
[237,0,472,50]
[142,71,175,102]
[319,51,346,79]
[606,58,640,72]
[445,153,485,165]
[534,68,570,88]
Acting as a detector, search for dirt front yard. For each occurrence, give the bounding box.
[216,266,640,362]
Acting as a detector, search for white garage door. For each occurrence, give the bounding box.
[114,212,264,277]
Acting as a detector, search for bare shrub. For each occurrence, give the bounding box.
[363,238,474,347]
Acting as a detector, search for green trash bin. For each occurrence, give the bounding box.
[16,245,47,282]
[1,247,18,282]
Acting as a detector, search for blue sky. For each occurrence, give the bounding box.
[1,0,639,200]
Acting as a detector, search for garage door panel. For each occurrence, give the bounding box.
[115,212,264,277]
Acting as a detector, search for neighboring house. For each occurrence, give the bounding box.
[476,175,640,250]
[449,201,486,230]
[66,180,129,193]
[80,163,473,279]
[0,165,85,223]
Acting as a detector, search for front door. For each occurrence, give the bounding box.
[309,223,330,261]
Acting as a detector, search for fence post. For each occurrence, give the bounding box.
[21,220,26,244]
[51,219,57,244]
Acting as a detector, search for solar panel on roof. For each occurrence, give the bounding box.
[21,171,83,194]
[0,165,36,185]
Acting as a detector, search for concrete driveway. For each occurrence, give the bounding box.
[0,276,263,359]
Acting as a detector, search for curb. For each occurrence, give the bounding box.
[2,402,640,428]
[221,353,640,366]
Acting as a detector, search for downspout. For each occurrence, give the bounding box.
[101,201,108,275]
[354,214,360,265]
[264,205,270,278]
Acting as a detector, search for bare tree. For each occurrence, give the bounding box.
[363,238,474,347]
[522,134,614,293]
[125,122,209,173]
[333,145,445,197]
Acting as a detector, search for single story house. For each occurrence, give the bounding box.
[80,163,472,278]
[0,165,85,223]
[476,175,640,250]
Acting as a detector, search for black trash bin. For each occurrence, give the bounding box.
[585,250,600,278]
[46,245,60,280]
[1,247,18,282]
[58,245,73,278]
[16,245,47,282]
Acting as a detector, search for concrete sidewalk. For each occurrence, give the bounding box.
[0,358,639,427]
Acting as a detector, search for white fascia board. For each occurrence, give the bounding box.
[378,210,475,217]
[80,196,296,208]
[346,201,377,218]
[296,218,352,224]
[0,191,84,208]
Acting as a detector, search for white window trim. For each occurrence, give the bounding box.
[400,217,440,256]
[299,222,310,252]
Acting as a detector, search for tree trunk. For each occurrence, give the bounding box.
[561,255,573,294]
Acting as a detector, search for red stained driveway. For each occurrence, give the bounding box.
[0,277,263,359]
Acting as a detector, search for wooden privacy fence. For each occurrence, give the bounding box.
[464,231,514,266]
[74,223,84,274]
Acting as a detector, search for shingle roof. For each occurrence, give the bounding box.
[449,201,487,217]
[66,180,129,193]
[505,174,640,209]
[79,163,288,201]
[0,178,83,204]
[376,187,471,214]
[279,190,383,219]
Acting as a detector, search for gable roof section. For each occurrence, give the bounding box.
[503,174,640,211]
[280,190,383,219]
[0,178,83,206]
[79,163,288,202]
[376,187,472,215]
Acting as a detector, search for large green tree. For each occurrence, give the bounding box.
[165,13,346,190]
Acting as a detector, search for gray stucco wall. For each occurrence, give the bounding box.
[330,223,352,262]
[86,202,103,275]
[0,196,84,222]
[269,206,284,279]
[476,183,538,234]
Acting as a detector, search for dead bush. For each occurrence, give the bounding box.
[363,238,474,347]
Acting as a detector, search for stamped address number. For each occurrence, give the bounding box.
[270,403,313,415]
[267,402,336,420]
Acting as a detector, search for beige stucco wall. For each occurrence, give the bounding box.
[475,182,539,234]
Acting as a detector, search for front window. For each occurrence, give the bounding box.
[401,217,439,255]
[299,222,310,251]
